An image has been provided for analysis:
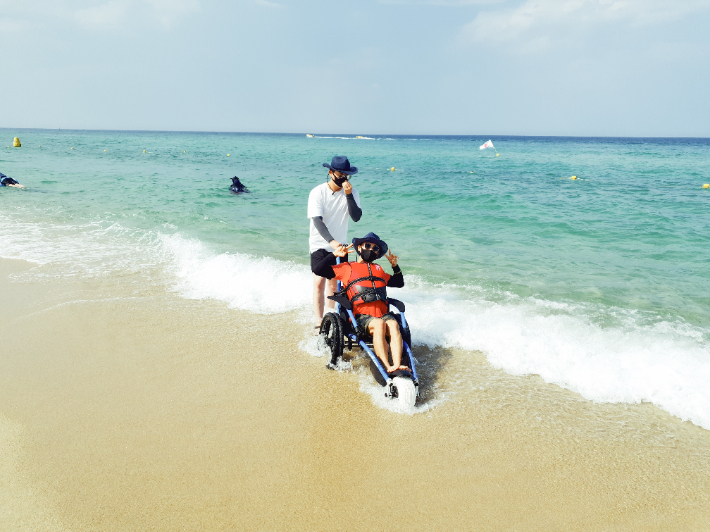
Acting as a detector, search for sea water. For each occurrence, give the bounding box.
[1,129,709,427]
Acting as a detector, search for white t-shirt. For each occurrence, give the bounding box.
[307,182,361,253]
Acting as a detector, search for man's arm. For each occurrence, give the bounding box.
[342,182,362,222]
[312,216,334,242]
[346,194,362,222]
[311,245,351,280]
[385,249,404,288]
[311,217,342,249]
[387,265,403,288]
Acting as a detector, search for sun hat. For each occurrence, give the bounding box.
[323,155,358,175]
[352,232,388,260]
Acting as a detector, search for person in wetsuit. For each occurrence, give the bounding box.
[229,176,249,193]
[312,232,406,374]
[308,156,362,325]
[0,173,24,188]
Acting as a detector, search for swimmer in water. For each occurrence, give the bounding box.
[0,173,25,188]
[229,176,249,194]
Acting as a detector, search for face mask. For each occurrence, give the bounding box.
[333,175,349,187]
[360,249,377,263]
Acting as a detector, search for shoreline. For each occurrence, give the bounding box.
[2,257,710,531]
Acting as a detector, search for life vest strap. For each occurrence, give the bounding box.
[341,275,388,294]
[350,286,387,304]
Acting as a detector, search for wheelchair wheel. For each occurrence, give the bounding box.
[391,376,417,408]
[320,312,343,369]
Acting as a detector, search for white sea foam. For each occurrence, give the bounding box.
[159,237,710,428]
[159,234,311,314]
[2,219,709,429]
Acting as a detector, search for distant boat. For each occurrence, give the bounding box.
[306,134,314,138]
[356,136,365,139]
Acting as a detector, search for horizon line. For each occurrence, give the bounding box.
[1,127,709,141]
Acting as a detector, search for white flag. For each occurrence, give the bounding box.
[479,140,495,150]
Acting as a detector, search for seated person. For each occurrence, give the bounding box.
[0,173,24,188]
[313,232,407,374]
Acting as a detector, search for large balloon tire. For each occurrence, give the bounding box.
[392,376,417,408]
[320,313,342,368]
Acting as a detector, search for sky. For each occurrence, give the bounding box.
[1,0,709,136]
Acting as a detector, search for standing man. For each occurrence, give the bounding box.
[308,156,362,326]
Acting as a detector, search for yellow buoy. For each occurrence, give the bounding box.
[143,150,146,153]
[227,154,230,157]
[391,167,395,171]
[470,171,473,174]
[13,137,21,147]
[71,147,74,150]
[571,176,577,180]
[703,184,709,189]
[183,150,186,153]
[496,153,500,157]
[104,149,107,152]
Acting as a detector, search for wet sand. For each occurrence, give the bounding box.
[2,257,710,531]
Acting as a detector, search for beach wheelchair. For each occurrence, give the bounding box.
[318,259,419,408]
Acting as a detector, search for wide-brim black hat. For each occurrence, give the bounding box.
[323,155,358,175]
[352,232,388,260]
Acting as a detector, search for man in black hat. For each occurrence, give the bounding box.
[312,232,408,373]
[308,156,362,325]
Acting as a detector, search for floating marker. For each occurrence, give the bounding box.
[496,153,500,157]
[143,150,146,153]
[183,150,186,153]
[391,167,395,171]
[13,137,21,147]
[104,149,107,152]
[704,184,709,189]
[470,171,473,174]
[227,154,230,156]
[71,147,74,150]
[571,176,577,180]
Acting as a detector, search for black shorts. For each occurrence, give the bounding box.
[355,312,399,335]
[310,248,349,277]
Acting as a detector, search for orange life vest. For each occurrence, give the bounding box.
[341,262,389,316]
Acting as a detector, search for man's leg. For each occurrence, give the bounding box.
[367,318,393,372]
[385,319,407,370]
[313,273,326,322]
[324,277,337,311]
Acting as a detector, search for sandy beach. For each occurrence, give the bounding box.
[2,257,710,531]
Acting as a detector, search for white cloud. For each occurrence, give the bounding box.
[380,0,501,5]
[0,17,33,32]
[461,0,710,50]
[75,1,128,29]
[145,0,201,27]
[255,0,286,8]
[0,0,200,31]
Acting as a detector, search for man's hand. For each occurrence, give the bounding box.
[386,249,398,267]
[329,240,342,250]
[342,180,353,195]
[333,244,353,258]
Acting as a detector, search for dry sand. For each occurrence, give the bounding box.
[2,258,710,531]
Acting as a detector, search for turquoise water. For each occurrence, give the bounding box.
[2,129,709,427]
